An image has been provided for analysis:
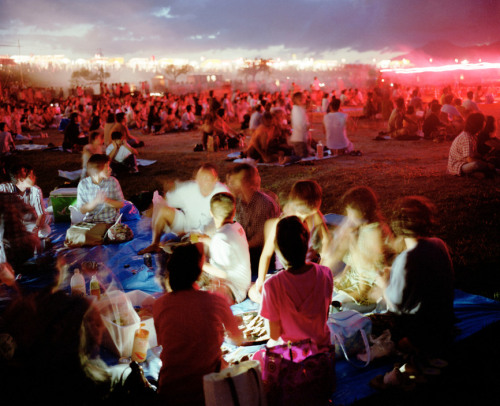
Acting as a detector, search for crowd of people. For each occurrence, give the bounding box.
[0,78,498,404]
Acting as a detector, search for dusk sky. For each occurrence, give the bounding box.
[1,0,499,62]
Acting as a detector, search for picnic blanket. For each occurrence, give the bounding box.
[8,204,500,405]
[228,150,341,167]
[58,159,157,180]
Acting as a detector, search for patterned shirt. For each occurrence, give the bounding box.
[0,183,46,219]
[76,176,124,223]
[235,190,279,249]
[448,131,475,175]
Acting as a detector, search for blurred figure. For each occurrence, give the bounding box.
[0,163,51,238]
[379,196,455,358]
[81,131,105,179]
[324,98,354,155]
[106,131,139,174]
[290,92,310,158]
[138,164,228,254]
[250,180,331,303]
[227,163,280,279]
[323,186,395,310]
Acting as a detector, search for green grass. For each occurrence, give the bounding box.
[4,114,500,300]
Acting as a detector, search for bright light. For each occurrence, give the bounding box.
[381,62,500,74]
[455,58,459,63]
[429,58,433,63]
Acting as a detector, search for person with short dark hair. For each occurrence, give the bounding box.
[324,98,354,155]
[153,243,242,406]
[227,163,280,278]
[111,112,143,148]
[75,154,124,224]
[200,192,251,304]
[0,163,50,238]
[290,92,310,158]
[448,112,494,178]
[63,112,88,151]
[422,102,445,140]
[260,216,333,349]
[106,131,139,174]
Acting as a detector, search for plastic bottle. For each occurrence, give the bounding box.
[90,274,101,300]
[316,141,324,159]
[207,136,214,152]
[131,323,149,363]
[70,269,86,296]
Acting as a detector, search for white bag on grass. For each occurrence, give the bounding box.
[203,360,266,406]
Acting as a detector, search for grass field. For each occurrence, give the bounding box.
[3,106,499,300]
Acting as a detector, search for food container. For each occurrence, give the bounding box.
[49,187,78,223]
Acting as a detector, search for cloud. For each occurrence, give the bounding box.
[0,0,498,61]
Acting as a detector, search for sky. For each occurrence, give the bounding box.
[0,0,499,63]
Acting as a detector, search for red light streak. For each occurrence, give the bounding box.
[381,62,500,74]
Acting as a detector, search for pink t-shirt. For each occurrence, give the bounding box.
[153,289,240,405]
[260,263,333,349]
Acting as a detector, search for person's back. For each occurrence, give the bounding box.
[153,244,241,406]
[260,216,333,350]
[324,99,352,151]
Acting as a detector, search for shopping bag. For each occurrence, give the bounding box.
[327,310,372,367]
[203,360,266,406]
[262,340,335,406]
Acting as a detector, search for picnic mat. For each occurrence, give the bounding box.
[9,203,500,405]
[58,160,157,180]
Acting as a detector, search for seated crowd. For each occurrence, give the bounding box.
[0,81,497,404]
[0,151,462,404]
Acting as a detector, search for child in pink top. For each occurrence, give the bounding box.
[260,216,333,350]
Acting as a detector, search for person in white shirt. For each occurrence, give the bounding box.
[462,91,480,113]
[138,164,229,254]
[201,192,251,304]
[106,131,139,174]
[180,105,196,131]
[324,98,354,155]
[290,92,310,158]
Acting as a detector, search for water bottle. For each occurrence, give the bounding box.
[70,269,86,296]
[316,140,324,159]
[131,323,149,363]
[90,274,101,300]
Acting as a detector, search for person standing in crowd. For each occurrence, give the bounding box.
[226,163,280,279]
[290,92,310,158]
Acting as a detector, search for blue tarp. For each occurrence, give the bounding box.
[12,211,500,405]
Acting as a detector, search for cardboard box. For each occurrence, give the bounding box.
[95,290,157,358]
[50,187,78,223]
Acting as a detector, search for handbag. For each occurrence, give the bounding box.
[262,340,335,406]
[203,360,266,406]
[327,310,372,367]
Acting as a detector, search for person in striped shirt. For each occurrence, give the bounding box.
[0,163,51,238]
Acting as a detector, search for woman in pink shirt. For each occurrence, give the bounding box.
[260,216,333,350]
